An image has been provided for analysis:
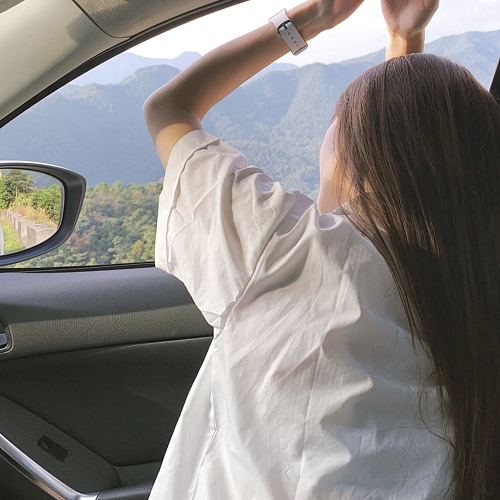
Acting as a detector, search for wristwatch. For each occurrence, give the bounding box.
[269,9,308,56]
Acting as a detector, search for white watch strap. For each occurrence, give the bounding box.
[269,9,308,56]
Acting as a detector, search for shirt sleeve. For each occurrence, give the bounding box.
[155,130,297,330]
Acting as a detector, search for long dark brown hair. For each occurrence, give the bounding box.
[333,53,500,499]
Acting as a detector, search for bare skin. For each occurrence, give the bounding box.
[383,0,439,59]
[144,0,439,212]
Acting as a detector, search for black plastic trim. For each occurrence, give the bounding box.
[0,431,99,500]
[0,316,12,353]
[96,484,151,500]
[0,162,86,267]
[0,0,247,129]
[0,261,156,273]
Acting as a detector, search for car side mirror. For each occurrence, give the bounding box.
[0,161,86,266]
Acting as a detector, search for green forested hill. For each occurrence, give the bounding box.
[0,65,180,188]
[0,60,370,196]
[203,61,371,196]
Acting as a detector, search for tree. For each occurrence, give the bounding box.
[0,169,34,209]
[30,184,62,223]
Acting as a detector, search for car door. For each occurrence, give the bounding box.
[0,266,212,500]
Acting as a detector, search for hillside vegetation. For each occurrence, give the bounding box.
[15,182,161,267]
[0,169,60,225]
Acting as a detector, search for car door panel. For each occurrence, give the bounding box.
[0,266,212,498]
[0,267,210,358]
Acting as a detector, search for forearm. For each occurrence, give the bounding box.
[385,31,425,60]
[143,23,289,142]
[143,2,327,142]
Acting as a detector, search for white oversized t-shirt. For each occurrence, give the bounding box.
[149,130,452,500]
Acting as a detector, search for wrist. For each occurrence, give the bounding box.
[286,2,329,41]
[385,31,425,59]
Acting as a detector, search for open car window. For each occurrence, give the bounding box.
[0,0,498,268]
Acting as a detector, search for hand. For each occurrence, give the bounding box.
[381,0,439,38]
[310,0,366,31]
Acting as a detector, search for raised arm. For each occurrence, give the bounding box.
[382,0,439,60]
[143,0,365,167]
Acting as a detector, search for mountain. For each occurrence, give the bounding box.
[0,64,181,187]
[342,29,500,88]
[426,30,500,88]
[73,51,298,86]
[0,29,498,198]
[0,61,370,195]
[72,52,199,85]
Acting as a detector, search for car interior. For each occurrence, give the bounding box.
[0,0,499,500]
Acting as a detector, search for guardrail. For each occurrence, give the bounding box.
[0,210,56,249]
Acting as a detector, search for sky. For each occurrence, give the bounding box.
[129,0,500,66]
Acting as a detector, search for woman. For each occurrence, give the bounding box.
[144,0,500,498]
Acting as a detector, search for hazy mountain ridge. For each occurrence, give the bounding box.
[73,51,298,86]
[0,29,498,197]
[343,29,500,87]
[72,52,197,85]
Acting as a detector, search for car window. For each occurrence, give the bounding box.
[0,0,498,268]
